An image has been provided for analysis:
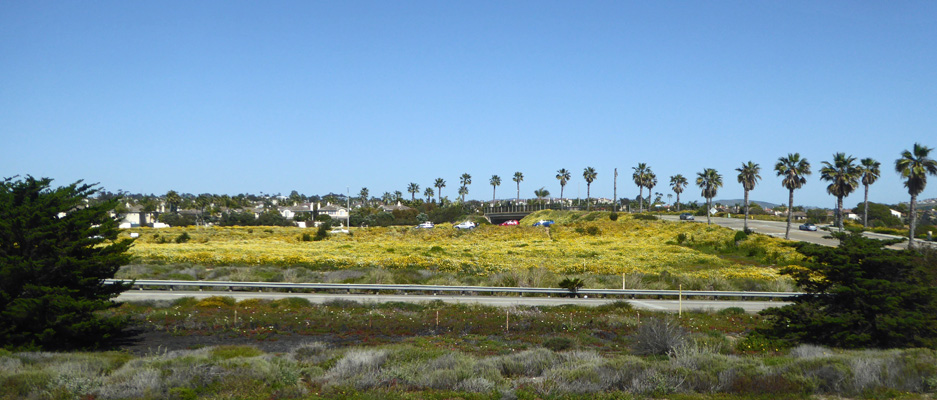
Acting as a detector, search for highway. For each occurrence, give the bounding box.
[116,290,791,313]
[658,214,910,249]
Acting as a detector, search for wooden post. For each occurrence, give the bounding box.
[436,310,439,332]
[506,310,510,332]
[679,284,683,317]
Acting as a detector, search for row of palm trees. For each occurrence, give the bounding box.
[693,143,936,248]
[395,143,935,248]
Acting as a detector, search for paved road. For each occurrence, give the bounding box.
[658,215,910,248]
[116,290,790,313]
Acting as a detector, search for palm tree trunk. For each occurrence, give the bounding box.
[638,187,644,212]
[909,194,917,249]
[785,189,794,240]
[706,197,712,225]
[676,193,681,211]
[560,185,565,203]
[492,186,496,202]
[836,196,844,231]
[863,184,869,228]
[586,184,592,211]
[743,189,750,232]
[516,184,520,203]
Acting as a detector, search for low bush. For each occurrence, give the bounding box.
[631,317,688,356]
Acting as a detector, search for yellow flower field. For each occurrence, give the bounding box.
[124,211,803,288]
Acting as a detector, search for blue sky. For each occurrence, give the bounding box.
[2,1,936,207]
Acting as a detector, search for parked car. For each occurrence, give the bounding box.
[454,221,477,230]
[415,221,434,229]
[532,220,555,227]
[679,213,695,221]
[799,223,817,231]
[500,220,519,226]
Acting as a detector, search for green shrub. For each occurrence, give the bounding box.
[609,212,619,221]
[676,232,687,245]
[300,233,312,242]
[634,213,658,221]
[733,230,748,243]
[175,232,191,244]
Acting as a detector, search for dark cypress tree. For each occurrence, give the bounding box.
[760,232,937,348]
[0,176,133,350]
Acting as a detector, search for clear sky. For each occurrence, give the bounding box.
[3,1,936,207]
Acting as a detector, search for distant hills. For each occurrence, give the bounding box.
[713,199,780,209]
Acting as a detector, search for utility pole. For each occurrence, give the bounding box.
[613,168,618,212]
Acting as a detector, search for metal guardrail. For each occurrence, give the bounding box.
[105,279,801,299]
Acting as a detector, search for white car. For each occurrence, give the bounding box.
[415,221,435,229]
[454,221,477,230]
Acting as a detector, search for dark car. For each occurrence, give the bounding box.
[799,223,817,231]
[679,213,695,221]
[532,220,555,227]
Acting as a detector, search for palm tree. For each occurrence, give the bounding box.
[459,173,472,203]
[775,153,811,240]
[644,171,657,209]
[583,167,597,210]
[670,174,688,211]
[423,187,434,203]
[513,172,524,202]
[358,187,369,207]
[165,190,181,213]
[632,163,649,212]
[895,143,937,248]
[407,183,420,202]
[858,158,881,228]
[820,153,860,231]
[489,175,501,202]
[735,161,761,232]
[556,168,571,202]
[434,178,446,203]
[696,168,723,225]
[533,187,550,209]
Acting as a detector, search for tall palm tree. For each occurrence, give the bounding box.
[895,143,937,248]
[489,175,501,202]
[407,183,420,202]
[632,163,649,212]
[735,161,761,232]
[820,153,860,231]
[459,173,472,203]
[858,158,881,228]
[696,168,723,225]
[583,167,597,210]
[434,178,446,204]
[670,174,688,211]
[513,172,524,202]
[556,168,571,202]
[775,153,811,240]
[644,171,657,209]
[423,187,434,203]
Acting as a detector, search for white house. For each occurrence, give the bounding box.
[318,203,349,220]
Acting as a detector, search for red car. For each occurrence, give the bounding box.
[500,220,519,226]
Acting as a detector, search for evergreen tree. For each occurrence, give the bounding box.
[760,232,937,348]
[0,177,133,350]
